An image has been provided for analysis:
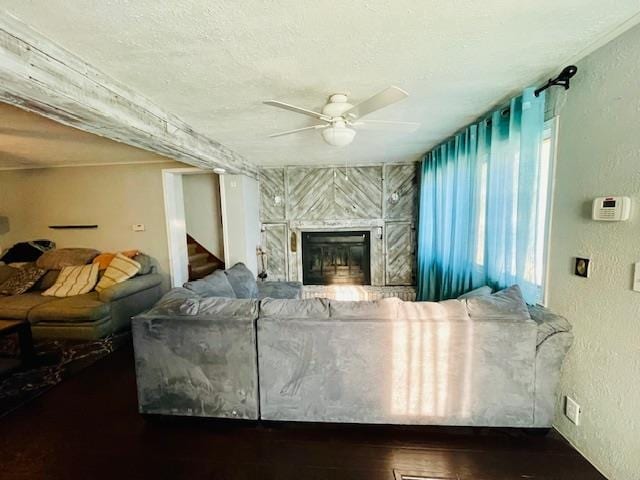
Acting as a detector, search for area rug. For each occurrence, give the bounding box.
[0,332,129,417]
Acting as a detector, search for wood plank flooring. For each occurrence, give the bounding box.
[0,343,605,480]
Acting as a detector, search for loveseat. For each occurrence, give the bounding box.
[132,266,572,428]
[0,249,163,340]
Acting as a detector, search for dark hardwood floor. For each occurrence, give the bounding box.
[0,343,604,480]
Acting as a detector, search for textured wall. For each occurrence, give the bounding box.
[548,24,640,480]
[221,175,261,276]
[259,164,417,285]
[183,173,224,259]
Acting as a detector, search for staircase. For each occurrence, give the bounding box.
[187,234,224,281]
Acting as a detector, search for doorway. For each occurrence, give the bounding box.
[162,167,225,287]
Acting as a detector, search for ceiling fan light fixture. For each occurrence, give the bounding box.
[321,126,356,147]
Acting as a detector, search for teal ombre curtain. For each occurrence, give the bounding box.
[416,88,546,303]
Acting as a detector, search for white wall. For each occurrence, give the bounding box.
[0,161,181,289]
[182,173,224,259]
[220,174,260,275]
[548,24,640,480]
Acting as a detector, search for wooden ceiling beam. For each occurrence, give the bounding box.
[0,13,257,178]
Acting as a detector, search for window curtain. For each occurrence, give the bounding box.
[416,88,546,303]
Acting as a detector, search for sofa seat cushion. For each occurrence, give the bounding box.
[260,297,330,319]
[224,263,258,298]
[29,292,110,323]
[0,293,58,321]
[257,281,303,300]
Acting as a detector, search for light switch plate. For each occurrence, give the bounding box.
[634,262,640,292]
[565,396,581,425]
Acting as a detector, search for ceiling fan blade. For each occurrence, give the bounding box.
[342,86,409,121]
[264,101,330,121]
[352,120,420,133]
[269,124,328,138]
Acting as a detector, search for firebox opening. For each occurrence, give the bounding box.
[302,231,371,285]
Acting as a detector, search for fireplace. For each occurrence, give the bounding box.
[302,231,371,285]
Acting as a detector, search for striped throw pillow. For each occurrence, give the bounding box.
[42,264,99,297]
[95,253,141,292]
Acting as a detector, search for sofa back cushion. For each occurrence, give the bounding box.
[32,270,60,291]
[36,248,100,270]
[463,285,531,321]
[399,299,470,320]
[0,264,47,295]
[133,253,154,275]
[42,264,99,297]
[260,297,330,319]
[184,270,236,298]
[329,297,401,319]
[224,263,258,298]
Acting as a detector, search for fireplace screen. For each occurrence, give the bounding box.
[302,231,371,285]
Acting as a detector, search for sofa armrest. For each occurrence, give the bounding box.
[98,273,163,303]
[533,330,573,427]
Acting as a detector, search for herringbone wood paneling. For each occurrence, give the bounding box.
[260,168,286,221]
[263,223,288,281]
[385,164,417,220]
[287,167,335,220]
[288,166,382,220]
[334,166,383,219]
[385,221,414,285]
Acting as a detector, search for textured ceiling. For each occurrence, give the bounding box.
[1,0,640,167]
[0,103,170,169]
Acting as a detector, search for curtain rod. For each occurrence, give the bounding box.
[534,65,578,97]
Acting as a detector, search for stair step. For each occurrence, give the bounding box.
[187,243,197,255]
[188,252,209,266]
[190,262,220,280]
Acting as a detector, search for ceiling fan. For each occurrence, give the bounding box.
[264,86,420,147]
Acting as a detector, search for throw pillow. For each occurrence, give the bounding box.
[184,270,236,298]
[0,264,47,295]
[224,263,258,298]
[463,285,531,320]
[93,250,139,270]
[457,285,492,300]
[42,264,99,297]
[95,253,141,292]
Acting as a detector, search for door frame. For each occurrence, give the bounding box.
[162,167,223,287]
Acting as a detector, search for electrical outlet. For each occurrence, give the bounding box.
[565,396,581,425]
[132,224,145,232]
[633,262,640,293]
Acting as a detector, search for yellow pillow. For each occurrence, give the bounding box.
[93,250,139,270]
[42,264,99,297]
[95,253,141,292]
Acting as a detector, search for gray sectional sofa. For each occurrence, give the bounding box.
[132,265,572,428]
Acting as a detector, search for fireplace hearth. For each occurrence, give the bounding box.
[302,231,371,285]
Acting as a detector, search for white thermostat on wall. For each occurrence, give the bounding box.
[592,196,631,221]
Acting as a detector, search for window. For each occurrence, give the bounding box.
[537,118,558,305]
